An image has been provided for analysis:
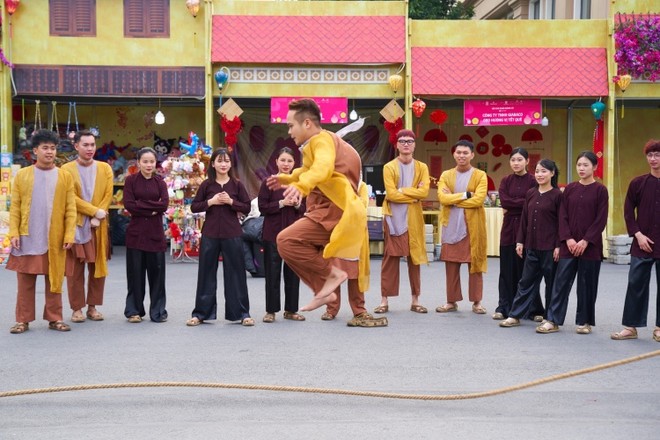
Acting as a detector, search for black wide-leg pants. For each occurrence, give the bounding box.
[124,248,168,322]
[263,240,300,314]
[547,257,601,326]
[509,249,555,320]
[192,236,250,322]
[622,256,660,328]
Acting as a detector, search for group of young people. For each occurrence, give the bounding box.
[6,102,660,342]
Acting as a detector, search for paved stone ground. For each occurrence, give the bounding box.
[1,248,658,439]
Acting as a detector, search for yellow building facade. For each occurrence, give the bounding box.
[0,0,658,235]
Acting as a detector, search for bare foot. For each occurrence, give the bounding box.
[318,266,348,298]
[300,292,338,312]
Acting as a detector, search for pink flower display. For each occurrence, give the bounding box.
[614,15,660,82]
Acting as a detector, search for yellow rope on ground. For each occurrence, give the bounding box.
[1,349,658,401]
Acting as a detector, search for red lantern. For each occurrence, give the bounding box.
[5,0,20,15]
[430,110,448,126]
[412,99,426,119]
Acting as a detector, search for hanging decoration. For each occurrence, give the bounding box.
[388,74,403,95]
[383,117,403,148]
[66,102,79,140]
[33,100,42,130]
[591,99,606,179]
[185,0,201,17]
[214,67,230,108]
[220,115,243,152]
[48,101,59,134]
[612,74,632,118]
[411,98,426,138]
[5,0,21,16]
[429,109,448,127]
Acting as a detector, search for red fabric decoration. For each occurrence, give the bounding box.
[383,117,403,147]
[220,115,243,152]
[593,119,604,179]
[429,110,448,126]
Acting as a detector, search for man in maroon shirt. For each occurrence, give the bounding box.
[611,139,660,342]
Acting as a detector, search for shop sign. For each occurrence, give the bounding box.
[271,97,348,124]
[464,99,542,126]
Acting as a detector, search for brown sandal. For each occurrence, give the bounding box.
[127,315,142,323]
[410,304,428,314]
[321,312,335,321]
[71,311,86,323]
[48,321,71,332]
[262,313,275,323]
[10,322,29,334]
[283,311,305,321]
[86,310,104,321]
[610,327,638,340]
[373,305,389,314]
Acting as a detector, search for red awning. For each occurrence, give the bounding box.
[412,47,609,97]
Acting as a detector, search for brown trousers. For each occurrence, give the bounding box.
[66,260,105,311]
[445,262,483,303]
[15,273,63,323]
[277,217,333,295]
[326,279,367,317]
[381,223,421,297]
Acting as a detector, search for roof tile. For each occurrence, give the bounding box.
[412,47,609,97]
[212,16,406,64]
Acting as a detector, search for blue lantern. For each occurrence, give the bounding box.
[214,67,230,91]
[591,101,605,120]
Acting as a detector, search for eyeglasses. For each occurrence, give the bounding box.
[397,139,415,145]
[647,152,660,159]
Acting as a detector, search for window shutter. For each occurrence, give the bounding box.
[125,0,146,36]
[50,0,72,34]
[125,0,169,37]
[147,0,168,35]
[73,0,95,34]
[50,0,96,36]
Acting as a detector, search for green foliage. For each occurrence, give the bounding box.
[409,0,475,20]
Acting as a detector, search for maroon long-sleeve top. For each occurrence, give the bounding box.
[517,187,562,251]
[190,178,251,239]
[498,172,537,246]
[123,173,169,252]
[558,181,609,260]
[624,174,660,259]
[257,180,305,243]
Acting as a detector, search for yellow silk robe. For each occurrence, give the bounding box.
[382,158,430,265]
[62,160,114,278]
[438,167,488,274]
[279,130,369,290]
[9,166,77,293]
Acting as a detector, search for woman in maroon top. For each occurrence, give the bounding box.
[500,159,561,328]
[539,151,609,334]
[123,147,169,323]
[494,147,540,321]
[186,148,253,327]
[258,147,306,323]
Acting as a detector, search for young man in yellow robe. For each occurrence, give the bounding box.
[267,98,368,312]
[374,129,430,314]
[8,129,77,334]
[62,130,114,323]
[437,140,488,315]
